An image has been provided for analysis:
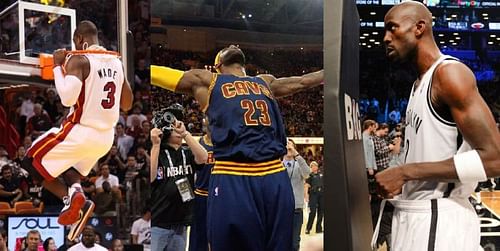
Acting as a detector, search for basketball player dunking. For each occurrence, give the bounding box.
[374,2,500,250]
[22,21,133,240]
[151,45,323,251]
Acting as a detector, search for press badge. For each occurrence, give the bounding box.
[175,177,194,202]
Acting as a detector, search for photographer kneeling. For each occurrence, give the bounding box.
[150,104,208,251]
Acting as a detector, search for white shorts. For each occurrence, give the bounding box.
[373,198,481,251]
[26,121,114,179]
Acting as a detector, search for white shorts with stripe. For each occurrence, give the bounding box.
[372,198,481,251]
[27,120,114,180]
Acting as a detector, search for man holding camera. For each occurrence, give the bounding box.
[282,139,310,251]
[149,104,208,251]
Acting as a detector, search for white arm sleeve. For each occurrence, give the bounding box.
[53,66,83,107]
[453,150,488,183]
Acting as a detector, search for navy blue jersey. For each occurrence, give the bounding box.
[205,74,287,162]
[194,135,214,196]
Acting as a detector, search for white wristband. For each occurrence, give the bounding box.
[453,150,487,183]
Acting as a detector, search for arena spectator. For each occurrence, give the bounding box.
[373,123,400,172]
[134,146,150,169]
[110,239,124,251]
[126,104,148,129]
[42,88,59,122]
[0,229,6,251]
[95,164,121,196]
[43,237,57,251]
[0,165,23,205]
[68,226,107,251]
[13,145,26,167]
[94,181,119,216]
[23,230,41,251]
[115,123,135,160]
[305,161,324,235]
[102,145,126,180]
[283,139,310,251]
[23,175,43,203]
[131,208,151,251]
[26,103,52,139]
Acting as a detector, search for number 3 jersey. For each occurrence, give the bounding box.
[65,53,124,130]
[402,55,476,200]
[205,74,287,162]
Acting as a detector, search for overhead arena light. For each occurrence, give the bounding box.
[370,12,376,15]
[451,14,457,18]
[362,43,367,45]
[482,13,488,16]
[372,31,378,35]
[369,39,375,42]
[449,40,454,42]
[456,37,461,40]
[363,33,369,36]
[360,36,366,39]
[438,33,444,37]
[374,41,380,45]
[452,43,457,45]
[484,17,489,20]
[490,34,496,37]
[440,41,445,44]
[488,41,493,44]
[453,32,459,35]
[367,45,372,48]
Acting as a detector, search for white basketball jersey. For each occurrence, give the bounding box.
[66,53,124,130]
[402,54,476,200]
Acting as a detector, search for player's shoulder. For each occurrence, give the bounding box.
[256,74,276,84]
[184,68,214,86]
[66,54,89,65]
[435,59,473,80]
[433,57,477,103]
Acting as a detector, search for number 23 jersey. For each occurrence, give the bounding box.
[205,74,287,162]
[67,53,124,130]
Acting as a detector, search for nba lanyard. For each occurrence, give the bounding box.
[287,159,296,179]
[164,149,187,169]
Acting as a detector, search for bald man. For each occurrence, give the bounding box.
[22,20,133,241]
[373,2,500,250]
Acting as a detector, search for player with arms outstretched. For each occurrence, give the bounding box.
[151,45,323,251]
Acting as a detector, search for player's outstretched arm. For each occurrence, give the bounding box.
[376,61,500,198]
[259,70,324,98]
[120,78,133,112]
[53,49,89,107]
[151,65,213,108]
